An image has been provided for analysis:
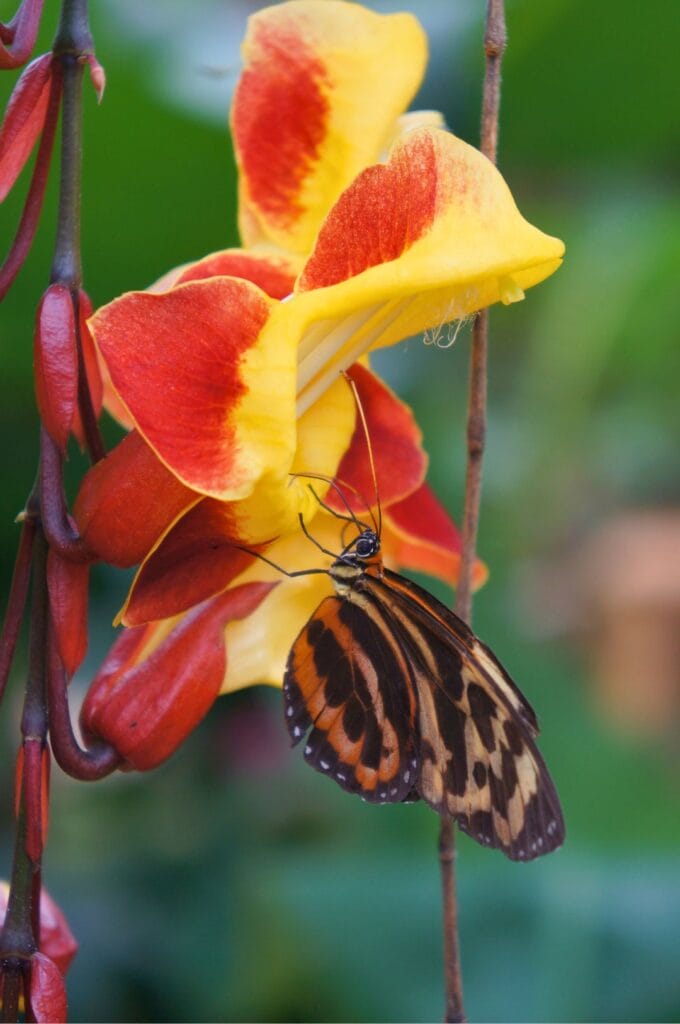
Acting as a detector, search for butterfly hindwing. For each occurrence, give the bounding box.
[367,570,565,860]
[283,594,418,803]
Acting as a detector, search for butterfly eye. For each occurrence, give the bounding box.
[355,531,379,558]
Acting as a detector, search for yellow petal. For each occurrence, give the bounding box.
[222,515,341,690]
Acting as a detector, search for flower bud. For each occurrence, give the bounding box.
[0,52,52,197]
[28,952,67,1023]
[33,284,78,451]
[14,743,50,862]
[47,549,89,676]
[81,581,276,771]
[71,290,104,450]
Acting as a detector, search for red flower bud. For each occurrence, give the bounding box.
[33,284,78,451]
[47,549,89,676]
[81,581,276,771]
[71,290,104,451]
[0,0,45,69]
[28,952,67,1023]
[0,52,52,198]
[0,883,77,974]
[14,743,50,862]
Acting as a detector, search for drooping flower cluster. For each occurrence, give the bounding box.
[72,1,563,769]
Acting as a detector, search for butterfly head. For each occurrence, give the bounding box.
[348,528,380,561]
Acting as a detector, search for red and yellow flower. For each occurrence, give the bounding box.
[75,1,564,767]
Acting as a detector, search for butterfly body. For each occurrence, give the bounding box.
[283,529,565,861]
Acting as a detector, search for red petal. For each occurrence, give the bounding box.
[298,131,438,291]
[175,249,297,299]
[0,53,51,196]
[38,889,78,975]
[90,278,273,497]
[29,952,67,1023]
[122,499,256,626]
[0,0,45,69]
[33,283,78,451]
[329,364,426,516]
[74,430,197,568]
[382,483,488,589]
[233,16,329,234]
[81,582,276,770]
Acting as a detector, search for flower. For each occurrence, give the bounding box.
[74,1,563,756]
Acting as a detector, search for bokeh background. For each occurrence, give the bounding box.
[1,0,679,1020]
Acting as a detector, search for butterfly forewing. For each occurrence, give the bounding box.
[284,593,418,803]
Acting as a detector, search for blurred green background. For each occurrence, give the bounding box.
[1,0,679,1021]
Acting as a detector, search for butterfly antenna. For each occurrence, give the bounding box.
[290,472,370,533]
[297,513,341,559]
[230,541,329,580]
[341,371,382,536]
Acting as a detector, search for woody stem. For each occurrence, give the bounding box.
[439,3,507,1022]
[0,2,103,1016]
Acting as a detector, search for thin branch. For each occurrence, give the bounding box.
[439,819,464,1023]
[0,518,35,703]
[439,4,507,1022]
[0,529,48,1014]
[1,6,99,1017]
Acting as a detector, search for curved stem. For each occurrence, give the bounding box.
[440,4,507,1022]
[46,630,121,780]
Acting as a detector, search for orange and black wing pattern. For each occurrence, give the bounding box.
[283,566,565,861]
[284,594,419,804]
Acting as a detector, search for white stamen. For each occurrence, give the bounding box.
[296,298,414,416]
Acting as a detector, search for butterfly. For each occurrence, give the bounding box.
[281,511,565,862]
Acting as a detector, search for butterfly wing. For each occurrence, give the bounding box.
[368,569,565,861]
[283,594,419,803]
